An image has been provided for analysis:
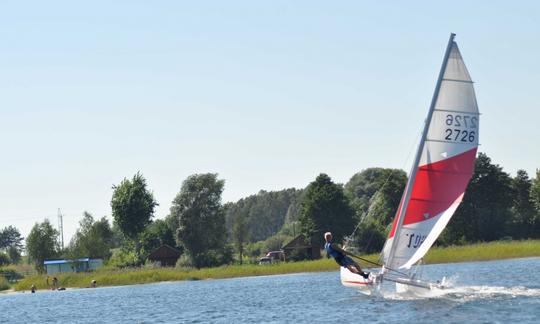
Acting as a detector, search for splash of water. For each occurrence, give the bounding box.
[380,283,540,301]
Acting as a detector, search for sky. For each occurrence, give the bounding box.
[1,1,539,244]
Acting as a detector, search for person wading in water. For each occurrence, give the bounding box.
[324,232,370,279]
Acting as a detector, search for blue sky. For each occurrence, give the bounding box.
[1,1,539,242]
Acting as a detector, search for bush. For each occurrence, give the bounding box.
[107,249,139,268]
[175,254,194,268]
[0,277,9,291]
[245,241,264,258]
[177,244,234,269]
[0,267,23,282]
[263,235,292,253]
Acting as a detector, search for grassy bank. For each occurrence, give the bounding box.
[13,239,540,291]
[424,239,540,264]
[12,257,350,291]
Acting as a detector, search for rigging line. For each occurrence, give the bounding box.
[345,126,422,250]
[348,253,409,277]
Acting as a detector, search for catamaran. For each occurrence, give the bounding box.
[341,33,480,294]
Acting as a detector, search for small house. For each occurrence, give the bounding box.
[44,258,103,275]
[147,244,181,267]
[282,234,321,261]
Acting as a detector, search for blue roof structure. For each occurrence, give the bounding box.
[44,258,90,265]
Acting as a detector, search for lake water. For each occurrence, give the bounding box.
[1,257,539,323]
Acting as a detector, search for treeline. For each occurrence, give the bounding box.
[226,152,540,255]
[3,152,539,272]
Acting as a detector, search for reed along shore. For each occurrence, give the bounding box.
[13,239,540,291]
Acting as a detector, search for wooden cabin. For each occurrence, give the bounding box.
[282,234,321,261]
[147,244,181,267]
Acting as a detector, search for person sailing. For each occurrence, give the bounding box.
[324,232,370,279]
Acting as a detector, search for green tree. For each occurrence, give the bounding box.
[263,234,291,253]
[284,190,305,224]
[509,170,537,238]
[0,253,9,266]
[231,209,248,264]
[344,168,407,224]
[349,219,387,254]
[530,169,540,237]
[343,168,408,252]
[224,188,301,243]
[0,226,24,264]
[7,246,21,264]
[442,153,513,244]
[68,212,114,260]
[172,173,231,268]
[0,226,24,250]
[299,173,355,246]
[26,219,59,272]
[111,172,158,257]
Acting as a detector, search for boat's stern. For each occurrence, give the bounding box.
[340,267,378,294]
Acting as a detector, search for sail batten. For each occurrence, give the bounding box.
[441,78,474,84]
[381,35,479,270]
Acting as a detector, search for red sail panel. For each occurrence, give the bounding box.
[388,147,477,238]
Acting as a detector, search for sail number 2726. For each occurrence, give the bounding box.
[444,114,477,143]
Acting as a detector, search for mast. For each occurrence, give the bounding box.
[385,33,456,269]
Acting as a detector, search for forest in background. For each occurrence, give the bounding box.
[1,152,540,273]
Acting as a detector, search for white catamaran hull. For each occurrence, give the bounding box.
[341,266,446,295]
[340,267,379,295]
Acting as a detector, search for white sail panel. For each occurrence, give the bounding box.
[399,193,464,269]
[443,44,471,81]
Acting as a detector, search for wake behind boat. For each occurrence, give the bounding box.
[341,33,479,295]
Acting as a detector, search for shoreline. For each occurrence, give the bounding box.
[9,239,540,292]
[4,256,540,296]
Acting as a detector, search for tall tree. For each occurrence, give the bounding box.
[345,168,407,223]
[68,212,114,259]
[224,188,301,243]
[0,226,24,250]
[232,209,249,264]
[7,246,21,264]
[530,169,540,237]
[26,220,59,272]
[299,173,355,246]
[343,168,407,253]
[442,153,513,244]
[509,170,537,238]
[172,173,230,268]
[111,172,158,256]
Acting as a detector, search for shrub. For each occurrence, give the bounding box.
[107,249,138,268]
[0,267,23,282]
[245,241,264,258]
[0,277,9,291]
[263,235,292,253]
[175,254,194,268]
[188,245,234,268]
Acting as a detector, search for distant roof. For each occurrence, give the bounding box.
[44,258,90,265]
[148,244,181,260]
[282,234,309,249]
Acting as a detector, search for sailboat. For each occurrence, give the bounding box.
[341,33,479,293]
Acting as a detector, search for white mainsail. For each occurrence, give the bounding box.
[381,34,479,270]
